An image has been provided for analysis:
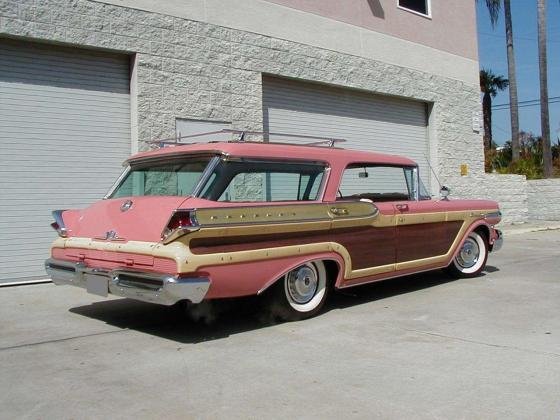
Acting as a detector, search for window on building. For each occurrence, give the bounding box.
[398,0,430,17]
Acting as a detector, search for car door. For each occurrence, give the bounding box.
[333,164,399,273]
[394,199,463,265]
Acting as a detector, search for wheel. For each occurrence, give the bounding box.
[446,230,488,278]
[268,260,329,321]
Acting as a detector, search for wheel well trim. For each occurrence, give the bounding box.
[451,221,491,261]
[257,252,345,295]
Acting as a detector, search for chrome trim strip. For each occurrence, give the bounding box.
[45,258,210,305]
[413,167,420,201]
[484,211,502,219]
[104,166,131,200]
[192,155,222,197]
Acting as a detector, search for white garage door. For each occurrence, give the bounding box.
[0,39,131,283]
[263,76,430,189]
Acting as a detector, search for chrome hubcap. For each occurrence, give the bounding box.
[456,237,480,268]
[286,264,318,304]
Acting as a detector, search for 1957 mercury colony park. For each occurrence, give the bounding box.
[46,139,503,320]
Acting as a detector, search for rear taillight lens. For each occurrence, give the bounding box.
[51,210,68,238]
[161,210,199,243]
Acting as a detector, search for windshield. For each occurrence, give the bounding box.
[110,158,212,198]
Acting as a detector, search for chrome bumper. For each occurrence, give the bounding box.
[491,229,503,252]
[45,258,210,305]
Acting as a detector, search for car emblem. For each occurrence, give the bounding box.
[94,230,125,241]
[120,200,133,212]
[105,230,122,241]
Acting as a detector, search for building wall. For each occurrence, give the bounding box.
[1,0,484,198]
[264,0,478,60]
[73,0,479,85]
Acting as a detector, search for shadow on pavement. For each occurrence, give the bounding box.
[70,268,489,344]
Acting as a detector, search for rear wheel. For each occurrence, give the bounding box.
[269,260,328,321]
[446,231,488,278]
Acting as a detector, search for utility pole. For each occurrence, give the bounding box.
[538,0,553,177]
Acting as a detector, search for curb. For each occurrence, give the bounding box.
[501,224,560,236]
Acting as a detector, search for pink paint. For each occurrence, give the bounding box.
[200,252,345,299]
[52,248,176,273]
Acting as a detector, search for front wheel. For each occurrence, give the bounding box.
[446,231,488,278]
[268,260,329,321]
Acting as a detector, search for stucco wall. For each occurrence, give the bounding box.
[264,0,479,60]
[527,179,560,221]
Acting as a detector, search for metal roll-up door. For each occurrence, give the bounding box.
[0,39,131,283]
[263,76,430,188]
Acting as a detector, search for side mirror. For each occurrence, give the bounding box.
[440,186,450,201]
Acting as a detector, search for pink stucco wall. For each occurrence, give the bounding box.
[262,0,478,61]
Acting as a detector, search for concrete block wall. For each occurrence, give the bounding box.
[452,173,529,224]
[527,179,560,221]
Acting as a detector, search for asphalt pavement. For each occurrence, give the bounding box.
[0,230,559,419]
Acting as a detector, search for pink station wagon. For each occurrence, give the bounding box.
[46,137,503,321]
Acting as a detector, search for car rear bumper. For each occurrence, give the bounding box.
[45,258,210,305]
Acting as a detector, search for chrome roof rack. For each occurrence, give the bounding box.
[147,129,346,148]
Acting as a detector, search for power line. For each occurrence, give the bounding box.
[492,95,560,109]
[479,31,560,44]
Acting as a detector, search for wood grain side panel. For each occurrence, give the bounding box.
[396,221,463,263]
[189,226,396,270]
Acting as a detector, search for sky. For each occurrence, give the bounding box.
[476,0,560,146]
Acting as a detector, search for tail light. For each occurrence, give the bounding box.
[161,210,199,244]
[51,210,68,238]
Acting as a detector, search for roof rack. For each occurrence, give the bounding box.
[147,129,346,148]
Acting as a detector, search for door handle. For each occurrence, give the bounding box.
[330,207,349,216]
[395,204,409,212]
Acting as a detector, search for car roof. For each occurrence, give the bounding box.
[126,141,418,167]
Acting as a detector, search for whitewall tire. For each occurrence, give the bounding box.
[447,231,488,278]
[269,260,329,321]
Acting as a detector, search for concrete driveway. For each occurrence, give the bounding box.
[1,230,559,419]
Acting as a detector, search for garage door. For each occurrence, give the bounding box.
[0,39,130,283]
[263,76,430,189]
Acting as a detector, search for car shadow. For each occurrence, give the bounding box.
[484,265,500,273]
[69,269,490,344]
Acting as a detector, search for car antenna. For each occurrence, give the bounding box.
[423,153,450,200]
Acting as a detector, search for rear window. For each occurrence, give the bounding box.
[110,158,211,198]
[199,160,326,202]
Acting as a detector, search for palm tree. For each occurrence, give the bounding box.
[537,0,553,177]
[480,69,509,150]
[479,0,521,161]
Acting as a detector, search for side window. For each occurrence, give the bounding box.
[200,160,326,202]
[338,164,415,202]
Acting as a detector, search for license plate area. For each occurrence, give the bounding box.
[85,273,109,297]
